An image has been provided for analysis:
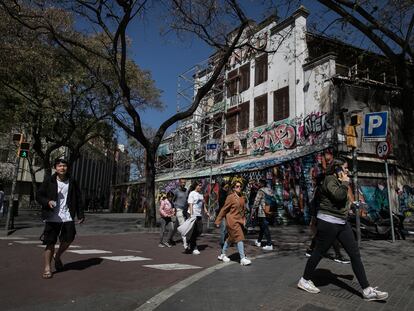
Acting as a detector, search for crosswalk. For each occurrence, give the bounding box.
[2,236,202,271]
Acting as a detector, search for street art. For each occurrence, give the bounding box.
[398,185,414,217]
[303,112,332,137]
[249,112,333,156]
[250,120,296,154]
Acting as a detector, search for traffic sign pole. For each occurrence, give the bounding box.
[384,159,395,242]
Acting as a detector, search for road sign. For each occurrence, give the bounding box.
[376,141,390,159]
[363,111,388,142]
[205,141,219,162]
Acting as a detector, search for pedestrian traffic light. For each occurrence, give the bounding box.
[18,142,30,158]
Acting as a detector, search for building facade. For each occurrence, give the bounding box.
[154,7,414,224]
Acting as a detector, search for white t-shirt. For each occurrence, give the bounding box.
[48,179,73,222]
[187,190,204,217]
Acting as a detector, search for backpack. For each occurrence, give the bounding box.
[262,191,277,216]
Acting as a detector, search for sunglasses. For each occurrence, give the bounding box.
[234,185,241,188]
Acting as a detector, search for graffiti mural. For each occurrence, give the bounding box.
[249,120,296,154]
[303,112,332,137]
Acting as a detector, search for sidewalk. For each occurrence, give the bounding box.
[150,236,414,311]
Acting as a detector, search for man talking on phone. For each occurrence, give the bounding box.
[37,158,85,279]
[297,157,388,301]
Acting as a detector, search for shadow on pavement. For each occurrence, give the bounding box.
[312,268,361,297]
[57,257,103,272]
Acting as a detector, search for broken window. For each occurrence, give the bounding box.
[255,54,268,86]
[239,63,250,92]
[238,101,250,131]
[227,69,239,98]
[274,86,289,121]
[254,94,268,127]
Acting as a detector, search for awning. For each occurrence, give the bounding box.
[155,144,330,182]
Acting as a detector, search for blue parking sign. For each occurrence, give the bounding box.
[363,111,388,141]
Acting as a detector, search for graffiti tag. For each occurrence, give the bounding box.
[251,122,296,154]
[304,113,331,137]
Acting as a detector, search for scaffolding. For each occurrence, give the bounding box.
[156,57,227,173]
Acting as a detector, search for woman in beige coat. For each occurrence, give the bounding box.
[215,181,251,266]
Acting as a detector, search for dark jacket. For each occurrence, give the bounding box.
[319,175,349,220]
[36,174,84,221]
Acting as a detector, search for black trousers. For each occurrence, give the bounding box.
[303,219,369,289]
[188,216,203,250]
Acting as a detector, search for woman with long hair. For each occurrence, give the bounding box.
[215,181,251,266]
[297,157,388,301]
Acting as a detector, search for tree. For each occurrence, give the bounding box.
[1,0,287,227]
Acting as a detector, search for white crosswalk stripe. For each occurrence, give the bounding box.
[100,256,152,262]
[68,249,112,254]
[14,240,41,244]
[143,263,202,270]
[37,244,81,248]
[0,236,26,240]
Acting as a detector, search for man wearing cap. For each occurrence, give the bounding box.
[37,158,85,279]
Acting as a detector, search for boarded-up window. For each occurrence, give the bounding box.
[239,63,250,92]
[238,101,250,131]
[255,54,268,86]
[226,109,237,135]
[227,69,238,98]
[273,86,289,121]
[254,95,267,127]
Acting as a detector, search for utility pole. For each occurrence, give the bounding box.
[346,114,361,246]
[4,133,25,235]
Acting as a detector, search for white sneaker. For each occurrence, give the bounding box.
[297,277,320,294]
[254,240,261,247]
[240,257,251,266]
[217,254,230,262]
[363,287,388,301]
[182,237,188,249]
[262,245,273,251]
[192,249,200,255]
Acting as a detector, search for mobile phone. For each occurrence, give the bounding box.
[335,167,343,174]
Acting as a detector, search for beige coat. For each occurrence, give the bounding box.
[215,192,246,243]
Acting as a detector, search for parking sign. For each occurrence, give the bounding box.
[363,111,388,142]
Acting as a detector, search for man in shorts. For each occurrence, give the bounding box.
[37,158,85,279]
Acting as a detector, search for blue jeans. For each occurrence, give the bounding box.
[219,219,227,247]
[258,217,272,246]
[222,240,245,259]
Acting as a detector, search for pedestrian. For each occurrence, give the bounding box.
[215,181,251,266]
[36,158,85,279]
[158,192,175,248]
[216,182,229,248]
[297,157,388,301]
[253,179,275,251]
[172,178,189,248]
[305,176,350,264]
[187,181,210,255]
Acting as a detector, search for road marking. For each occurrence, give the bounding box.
[100,256,152,262]
[0,236,26,240]
[123,249,143,253]
[68,249,112,254]
[142,263,202,271]
[37,245,81,248]
[14,240,40,244]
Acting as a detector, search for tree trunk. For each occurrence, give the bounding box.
[144,150,157,227]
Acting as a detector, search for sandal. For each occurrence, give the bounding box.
[54,257,64,272]
[42,270,53,279]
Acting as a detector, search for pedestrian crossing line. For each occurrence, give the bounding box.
[37,245,81,249]
[142,263,202,271]
[68,249,112,254]
[123,249,143,253]
[14,240,41,244]
[0,236,26,240]
[100,255,152,262]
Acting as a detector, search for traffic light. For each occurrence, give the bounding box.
[18,142,30,158]
[346,125,357,148]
